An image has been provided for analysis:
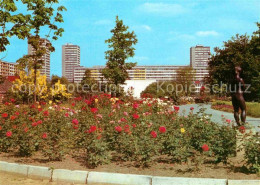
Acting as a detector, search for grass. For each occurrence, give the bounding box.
[211,100,260,118]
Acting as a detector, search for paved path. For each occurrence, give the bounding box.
[178,104,260,132]
[0,172,117,185]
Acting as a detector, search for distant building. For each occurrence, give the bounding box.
[28,38,51,79]
[73,65,188,83]
[0,60,19,76]
[190,45,210,81]
[62,43,80,82]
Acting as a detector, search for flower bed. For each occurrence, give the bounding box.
[0,94,258,174]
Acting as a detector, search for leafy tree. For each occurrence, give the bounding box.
[102,16,138,92]
[50,75,69,86]
[11,0,67,102]
[0,0,31,54]
[175,67,196,96]
[81,69,96,86]
[209,22,260,101]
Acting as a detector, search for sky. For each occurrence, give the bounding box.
[1,0,260,76]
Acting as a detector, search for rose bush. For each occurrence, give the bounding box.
[0,94,252,171]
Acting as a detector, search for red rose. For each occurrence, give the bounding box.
[72,119,79,125]
[42,133,47,139]
[15,112,20,116]
[150,131,157,138]
[43,110,49,116]
[159,126,166,133]
[124,125,130,133]
[239,126,246,133]
[10,98,15,103]
[132,124,136,128]
[37,120,43,125]
[10,115,16,120]
[24,127,29,133]
[115,126,122,132]
[2,113,8,118]
[71,103,76,107]
[65,113,69,117]
[121,117,127,122]
[174,106,180,111]
[6,131,12,137]
[89,125,97,133]
[133,103,139,109]
[201,144,209,151]
[0,126,2,130]
[91,108,98,114]
[85,99,91,105]
[4,102,9,105]
[32,122,37,127]
[226,119,231,124]
[190,107,194,110]
[133,113,140,119]
[201,86,205,91]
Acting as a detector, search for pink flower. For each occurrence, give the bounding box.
[150,131,157,138]
[6,131,12,137]
[123,112,128,116]
[226,119,231,124]
[109,120,115,124]
[133,103,139,109]
[115,126,122,132]
[121,117,127,122]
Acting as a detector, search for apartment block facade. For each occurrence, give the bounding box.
[62,43,80,82]
[0,60,19,76]
[190,45,210,81]
[28,38,51,79]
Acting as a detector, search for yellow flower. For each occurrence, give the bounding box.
[180,128,185,133]
[49,100,52,104]
[38,105,41,109]
[95,99,99,103]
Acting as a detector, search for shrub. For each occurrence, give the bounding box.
[245,135,260,173]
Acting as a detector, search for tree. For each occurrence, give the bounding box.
[10,0,67,102]
[175,67,196,96]
[0,0,31,55]
[50,75,69,86]
[102,16,138,92]
[209,22,260,101]
[81,69,95,85]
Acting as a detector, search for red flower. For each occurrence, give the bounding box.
[159,126,166,133]
[24,127,29,133]
[97,135,102,140]
[121,117,127,122]
[201,144,209,151]
[133,103,139,109]
[226,119,231,124]
[124,125,130,133]
[71,103,76,107]
[10,98,15,103]
[65,113,69,117]
[190,107,194,111]
[32,122,37,127]
[6,131,12,137]
[38,108,43,112]
[42,133,47,139]
[15,112,20,116]
[150,131,157,138]
[132,124,136,128]
[89,125,97,133]
[201,86,205,91]
[132,113,140,119]
[10,115,16,120]
[72,119,79,125]
[91,108,98,114]
[0,126,2,130]
[239,126,246,133]
[115,126,122,132]
[174,106,180,111]
[43,110,49,116]
[84,99,92,105]
[4,102,9,106]
[2,113,8,118]
[37,120,43,125]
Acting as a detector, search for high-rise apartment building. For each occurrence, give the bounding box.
[62,43,80,82]
[28,38,51,79]
[190,45,210,81]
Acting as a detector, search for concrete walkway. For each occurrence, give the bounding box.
[178,104,260,132]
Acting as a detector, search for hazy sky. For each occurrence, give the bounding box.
[2,0,260,76]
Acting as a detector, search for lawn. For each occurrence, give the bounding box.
[211,101,260,118]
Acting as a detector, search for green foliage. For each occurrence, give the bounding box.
[102,16,138,86]
[50,75,69,86]
[209,22,260,101]
[245,135,260,173]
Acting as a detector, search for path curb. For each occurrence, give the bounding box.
[0,161,259,185]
